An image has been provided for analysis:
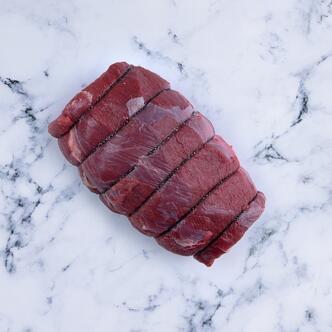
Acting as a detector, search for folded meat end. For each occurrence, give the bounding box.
[48,62,130,138]
[129,135,240,237]
[58,115,111,166]
[194,191,265,266]
[157,168,257,256]
[80,90,194,193]
[100,112,214,215]
[78,166,100,194]
[56,66,170,166]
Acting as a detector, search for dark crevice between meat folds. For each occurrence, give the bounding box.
[193,192,258,258]
[156,167,241,239]
[100,111,197,195]
[128,135,216,218]
[78,87,171,166]
[59,66,133,138]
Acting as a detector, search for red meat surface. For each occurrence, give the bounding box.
[156,168,257,256]
[100,112,214,215]
[56,65,170,165]
[194,191,265,266]
[48,62,130,138]
[79,90,194,193]
[48,62,265,266]
[129,135,240,237]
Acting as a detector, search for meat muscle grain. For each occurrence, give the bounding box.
[156,168,257,256]
[194,191,266,266]
[58,65,170,166]
[101,112,214,215]
[129,136,240,237]
[79,90,193,193]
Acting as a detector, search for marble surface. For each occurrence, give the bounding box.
[0,0,332,331]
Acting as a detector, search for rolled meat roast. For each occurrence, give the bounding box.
[49,62,265,266]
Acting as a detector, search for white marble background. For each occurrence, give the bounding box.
[0,0,332,331]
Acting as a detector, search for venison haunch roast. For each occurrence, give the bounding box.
[48,62,265,266]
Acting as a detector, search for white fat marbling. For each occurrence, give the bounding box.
[0,1,332,331]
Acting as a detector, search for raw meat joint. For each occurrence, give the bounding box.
[49,62,265,266]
